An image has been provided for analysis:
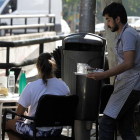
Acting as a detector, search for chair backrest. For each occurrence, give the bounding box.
[34,94,79,127]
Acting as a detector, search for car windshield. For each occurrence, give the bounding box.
[0,0,5,7]
[135,20,140,24]
[127,19,132,24]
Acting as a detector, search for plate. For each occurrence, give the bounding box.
[74,72,87,76]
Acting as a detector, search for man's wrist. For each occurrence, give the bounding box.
[103,71,110,79]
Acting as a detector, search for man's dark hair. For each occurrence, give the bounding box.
[102,2,127,24]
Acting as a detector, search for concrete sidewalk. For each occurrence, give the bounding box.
[3,132,140,140]
[90,136,140,140]
[3,128,140,140]
[62,127,140,140]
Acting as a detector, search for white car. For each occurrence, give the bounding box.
[61,19,71,34]
[95,23,105,32]
[127,16,140,30]
[134,19,140,25]
[129,19,140,31]
[127,16,140,24]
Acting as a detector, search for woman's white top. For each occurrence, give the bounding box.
[18,78,70,131]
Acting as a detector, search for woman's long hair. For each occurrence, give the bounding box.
[36,53,57,85]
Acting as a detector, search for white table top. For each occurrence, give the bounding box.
[0,94,19,103]
[0,93,19,140]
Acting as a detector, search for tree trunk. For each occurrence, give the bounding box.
[71,2,78,32]
[67,5,72,21]
[101,0,122,84]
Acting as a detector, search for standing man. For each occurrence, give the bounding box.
[87,2,140,140]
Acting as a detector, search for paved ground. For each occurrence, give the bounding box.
[2,122,140,140]
[3,129,140,140]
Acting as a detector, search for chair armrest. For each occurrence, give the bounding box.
[3,109,35,120]
[2,109,35,137]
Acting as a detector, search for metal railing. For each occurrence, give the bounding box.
[0,14,55,35]
[1,27,139,76]
[0,35,64,76]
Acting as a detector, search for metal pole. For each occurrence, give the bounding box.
[38,17,40,33]
[75,120,92,140]
[25,18,27,34]
[6,47,10,76]
[50,17,52,31]
[48,0,52,31]
[75,0,96,140]
[53,17,55,31]
[79,0,96,33]
[39,43,44,54]
[49,0,51,14]
[10,18,13,35]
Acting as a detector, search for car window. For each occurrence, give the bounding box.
[2,0,17,14]
[0,0,5,7]
[134,19,140,23]
[127,18,132,24]
[135,20,140,24]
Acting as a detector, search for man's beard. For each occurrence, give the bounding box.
[108,21,119,32]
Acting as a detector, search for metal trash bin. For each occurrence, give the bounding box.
[61,32,106,121]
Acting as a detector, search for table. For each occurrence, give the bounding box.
[0,94,19,140]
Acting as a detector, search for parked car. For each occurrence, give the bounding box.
[61,19,71,34]
[95,23,105,32]
[129,19,140,31]
[0,0,63,34]
[127,16,140,24]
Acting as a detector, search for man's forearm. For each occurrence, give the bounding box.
[103,61,133,79]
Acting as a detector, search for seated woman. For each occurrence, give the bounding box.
[5,52,70,140]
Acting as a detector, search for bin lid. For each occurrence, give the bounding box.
[63,33,106,46]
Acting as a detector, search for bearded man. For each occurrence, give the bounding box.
[87,2,140,140]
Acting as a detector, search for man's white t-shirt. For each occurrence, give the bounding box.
[18,78,70,131]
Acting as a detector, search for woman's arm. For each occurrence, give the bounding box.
[16,104,26,116]
[17,83,32,116]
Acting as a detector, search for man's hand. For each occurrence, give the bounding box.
[86,50,135,80]
[86,72,105,80]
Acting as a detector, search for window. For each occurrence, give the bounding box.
[134,18,140,23]
[127,19,132,24]
[135,19,140,24]
[2,0,17,14]
[0,0,5,7]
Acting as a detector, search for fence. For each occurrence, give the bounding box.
[0,14,55,36]
[0,35,64,76]
[0,27,139,77]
